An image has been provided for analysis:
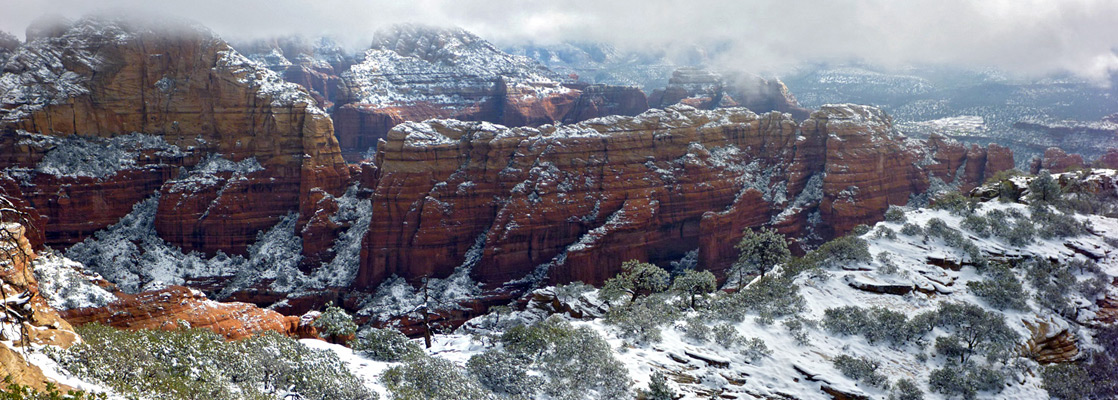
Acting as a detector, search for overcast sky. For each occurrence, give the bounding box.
[2,0,1117,82]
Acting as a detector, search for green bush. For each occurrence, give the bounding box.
[960,215,989,237]
[350,327,422,362]
[884,206,908,223]
[822,306,925,346]
[741,337,772,363]
[383,353,491,400]
[52,324,375,400]
[639,372,676,400]
[934,303,1019,363]
[710,323,744,348]
[314,304,358,343]
[731,227,791,283]
[1026,259,1079,318]
[0,377,106,400]
[497,316,630,400]
[1042,363,1092,400]
[466,351,536,399]
[928,362,1005,400]
[680,317,711,343]
[605,294,679,344]
[872,226,898,240]
[889,378,924,400]
[876,252,899,275]
[900,223,924,237]
[1027,171,1062,206]
[720,275,805,323]
[808,235,872,269]
[931,192,973,216]
[832,355,889,388]
[1031,206,1090,239]
[670,269,717,309]
[966,264,1029,311]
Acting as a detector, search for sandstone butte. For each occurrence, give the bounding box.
[648,66,811,121]
[0,17,350,258]
[0,17,1016,327]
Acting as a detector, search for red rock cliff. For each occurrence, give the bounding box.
[357,104,1011,289]
[0,17,349,255]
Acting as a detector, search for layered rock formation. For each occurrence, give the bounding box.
[236,35,354,110]
[649,67,812,120]
[0,17,350,258]
[1032,147,1086,173]
[331,25,648,160]
[925,134,1016,192]
[357,104,1012,289]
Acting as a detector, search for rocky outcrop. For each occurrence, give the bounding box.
[1032,147,1086,174]
[0,31,17,65]
[560,83,649,124]
[649,67,811,120]
[1099,148,1118,169]
[0,220,81,390]
[925,135,1015,192]
[356,104,1009,288]
[0,17,350,256]
[234,36,354,110]
[59,285,311,340]
[1022,319,1079,364]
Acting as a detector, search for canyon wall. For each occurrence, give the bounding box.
[0,17,350,258]
[358,104,1012,289]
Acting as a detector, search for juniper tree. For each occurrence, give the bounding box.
[670,269,717,309]
[1028,171,1062,206]
[601,260,670,303]
[935,302,1019,363]
[732,227,790,285]
[314,303,358,344]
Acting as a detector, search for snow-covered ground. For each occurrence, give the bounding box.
[307,172,1118,399]
[23,168,1118,399]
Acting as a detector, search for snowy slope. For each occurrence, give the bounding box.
[308,170,1118,400]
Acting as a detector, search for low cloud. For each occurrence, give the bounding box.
[1,0,1116,82]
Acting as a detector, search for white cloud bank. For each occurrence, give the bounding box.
[0,0,1116,81]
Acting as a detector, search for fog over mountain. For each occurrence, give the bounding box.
[2,0,1117,82]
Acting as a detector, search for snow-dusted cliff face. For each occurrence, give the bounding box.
[331,24,650,160]
[342,24,567,107]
